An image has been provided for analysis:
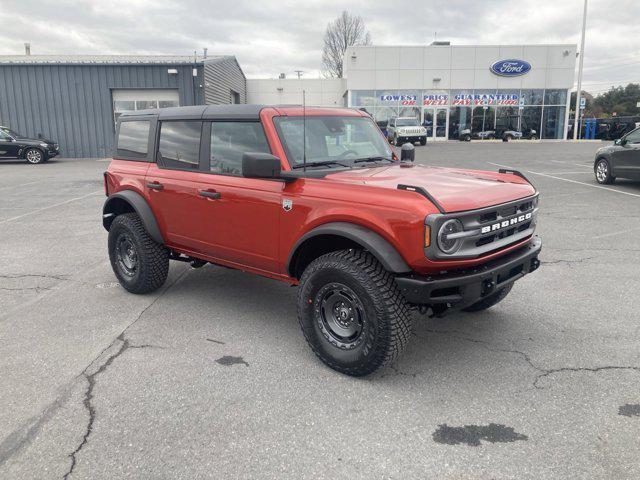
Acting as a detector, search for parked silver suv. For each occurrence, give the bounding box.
[387,117,427,146]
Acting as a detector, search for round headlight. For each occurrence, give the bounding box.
[437,219,464,254]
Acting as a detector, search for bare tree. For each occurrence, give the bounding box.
[322,11,371,78]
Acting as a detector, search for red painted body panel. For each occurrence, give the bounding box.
[106,106,538,283]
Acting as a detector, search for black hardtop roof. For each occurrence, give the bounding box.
[119,104,360,122]
[120,104,266,121]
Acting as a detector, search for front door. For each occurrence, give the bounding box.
[193,121,281,273]
[422,108,448,141]
[614,128,640,179]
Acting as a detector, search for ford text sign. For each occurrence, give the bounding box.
[490,59,531,77]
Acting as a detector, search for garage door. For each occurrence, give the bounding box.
[112,89,180,123]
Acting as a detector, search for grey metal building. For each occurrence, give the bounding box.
[0,54,246,157]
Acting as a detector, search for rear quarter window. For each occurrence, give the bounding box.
[117,120,150,159]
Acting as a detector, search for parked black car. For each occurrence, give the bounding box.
[594,127,640,184]
[0,126,59,164]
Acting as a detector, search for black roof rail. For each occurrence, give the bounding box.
[397,184,445,214]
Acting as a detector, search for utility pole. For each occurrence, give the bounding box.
[295,70,304,79]
[573,0,588,140]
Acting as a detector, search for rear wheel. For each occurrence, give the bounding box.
[463,134,471,142]
[595,158,615,184]
[108,213,169,294]
[297,250,413,376]
[462,284,513,312]
[25,148,44,164]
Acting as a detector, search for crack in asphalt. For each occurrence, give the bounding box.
[0,274,71,281]
[541,256,596,266]
[412,329,640,390]
[61,269,188,480]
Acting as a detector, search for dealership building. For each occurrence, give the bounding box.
[0,43,576,157]
[248,43,577,141]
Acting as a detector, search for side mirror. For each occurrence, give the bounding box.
[400,143,415,162]
[242,152,283,180]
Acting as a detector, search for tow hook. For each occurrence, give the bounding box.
[530,258,541,272]
[481,279,495,295]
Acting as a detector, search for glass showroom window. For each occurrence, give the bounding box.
[375,90,399,108]
[544,89,567,106]
[472,106,496,137]
[448,106,472,139]
[373,106,398,124]
[496,106,520,134]
[351,90,376,107]
[520,89,544,106]
[542,106,566,139]
[521,107,542,137]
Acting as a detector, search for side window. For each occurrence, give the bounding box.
[158,121,202,170]
[117,121,150,159]
[210,122,271,176]
[624,129,640,144]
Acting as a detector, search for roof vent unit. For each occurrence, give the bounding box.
[431,41,450,46]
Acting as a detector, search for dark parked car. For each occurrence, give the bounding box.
[594,127,640,184]
[0,126,59,164]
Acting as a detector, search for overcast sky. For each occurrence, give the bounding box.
[0,0,637,95]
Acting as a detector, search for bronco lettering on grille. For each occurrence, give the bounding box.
[481,212,532,234]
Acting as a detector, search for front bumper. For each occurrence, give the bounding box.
[395,236,542,308]
[398,135,427,143]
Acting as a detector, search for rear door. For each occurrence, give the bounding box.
[614,128,640,179]
[144,120,212,253]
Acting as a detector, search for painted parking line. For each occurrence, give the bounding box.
[487,162,640,199]
[0,180,44,191]
[0,190,103,225]
[592,227,640,240]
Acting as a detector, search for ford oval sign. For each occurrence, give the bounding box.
[490,59,531,77]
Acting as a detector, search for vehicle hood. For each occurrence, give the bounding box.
[596,145,615,155]
[325,163,536,212]
[16,136,56,145]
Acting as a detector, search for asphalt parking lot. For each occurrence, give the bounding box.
[1,141,639,479]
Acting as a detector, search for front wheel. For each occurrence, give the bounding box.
[297,250,413,376]
[108,213,169,294]
[25,148,44,164]
[595,158,615,184]
[420,138,427,146]
[462,284,513,312]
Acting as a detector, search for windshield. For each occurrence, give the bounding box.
[274,116,393,167]
[396,118,419,127]
[0,127,21,138]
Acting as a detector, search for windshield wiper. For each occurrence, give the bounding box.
[353,156,394,164]
[292,160,352,169]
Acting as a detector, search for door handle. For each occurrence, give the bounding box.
[199,190,221,200]
[147,181,164,190]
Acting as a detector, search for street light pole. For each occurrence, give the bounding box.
[573,0,588,140]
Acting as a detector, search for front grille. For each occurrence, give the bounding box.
[402,128,422,135]
[425,194,538,259]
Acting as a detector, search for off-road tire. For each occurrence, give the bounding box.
[462,284,513,312]
[297,249,413,376]
[25,148,44,164]
[595,158,615,184]
[108,213,169,294]
[420,138,427,146]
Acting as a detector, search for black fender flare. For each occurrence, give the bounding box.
[102,190,164,244]
[287,222,411,276]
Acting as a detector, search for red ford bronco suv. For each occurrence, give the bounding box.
[103,105,541,376]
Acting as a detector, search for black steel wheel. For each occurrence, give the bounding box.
[108,213,169,294]
[298,249,413,376]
